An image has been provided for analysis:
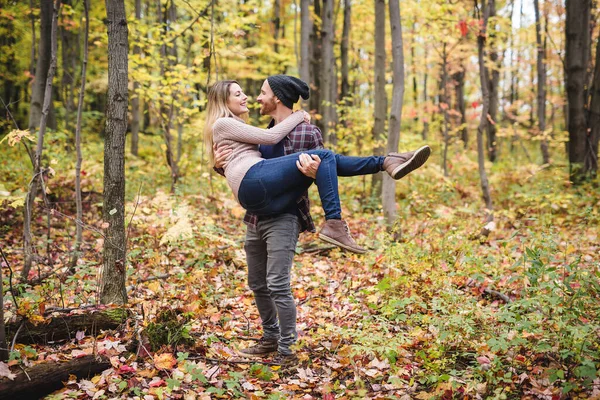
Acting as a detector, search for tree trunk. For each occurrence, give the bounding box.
[476,0,494,217]
[131,0,141,156]
[22,0,61,281]
[273,0,281,54]
[441,45,450,177]
[157,0,180,193]
[411,22,418,120]
[372,0,387,196]
[61,0,78,133]
[7,309,128,345]
[28,0,53,132]
[320,0,335,143]
[101,0,129,305]
[0,355,111,400]
[453,69,467,147]
[485,0,499,162]
[69,0,89,270]
[0,248,6,361]
[340,0,350,104]
[309,0,321,117]
[534,0,550,164]
[422,47,429,140]
[585,32,600,176]
[300,0,311,108]
[565,0,591,183]
[383,0,404,231]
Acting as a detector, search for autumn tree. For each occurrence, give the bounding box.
[320,0,336,143]
[101,0,129,305]
[372,0,386,196]
[476,0,493,223]
[382,0,404,230]
[29,0,56,132]
[565,0,599,182]
[22,0,61,280]
[534,0,550,164]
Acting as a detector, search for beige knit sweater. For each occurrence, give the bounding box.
[213,112,305,200]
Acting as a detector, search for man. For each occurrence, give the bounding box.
[214,75,323,366]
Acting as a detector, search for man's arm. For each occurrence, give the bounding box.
[213,143,232,176]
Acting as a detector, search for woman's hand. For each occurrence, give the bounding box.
[213,143,233,169]
[296,153,321,179]
[301,110,311,124]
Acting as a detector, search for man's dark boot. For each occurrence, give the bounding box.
[319,219,366,254]
[238,338,278,358]
[383,145,431,180]
[271,352,299,367]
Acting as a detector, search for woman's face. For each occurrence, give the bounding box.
[227,83,249,116]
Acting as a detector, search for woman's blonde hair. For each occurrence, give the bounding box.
[203,80,242,166]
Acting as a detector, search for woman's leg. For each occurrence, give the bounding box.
[333,154,385,176]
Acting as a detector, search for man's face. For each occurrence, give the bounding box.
[257,80,278,116]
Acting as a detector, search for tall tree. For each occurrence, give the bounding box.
[22,0,61,280]
[28,0,54,132]
[308,0,321,116]
[440,44,450,176]
[453,68,468,147]
[101,0,129,305]
[320,0,336,143]
[382,0,404,230]
[60,0,78,132]
[273,0,281,54]
[476,0,494,221]
[588,33,600,177]
[69,0,89,270]
[299,0,311,106]
[565,0,597,182]
[130,0,141,156]
[340,0,351,104]
[534,0,550,164]
[485,0,499,162]
[372,0,386,195]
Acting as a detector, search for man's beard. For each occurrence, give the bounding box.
[259,98,277,115]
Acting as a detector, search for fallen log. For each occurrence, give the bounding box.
[7,308,129,345]
[0,354,110,400]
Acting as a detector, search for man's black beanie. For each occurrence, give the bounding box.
[267,75,310,109]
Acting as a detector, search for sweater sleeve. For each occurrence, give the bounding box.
[213,112,305,145]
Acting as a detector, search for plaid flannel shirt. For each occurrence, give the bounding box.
[243,120,324,232]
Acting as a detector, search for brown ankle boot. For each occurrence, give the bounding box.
[319,219,366,254]
[383,145,431,179]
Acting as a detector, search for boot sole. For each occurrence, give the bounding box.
[237,349,277,358]
[318,233,367,254]
[390,145,431,180]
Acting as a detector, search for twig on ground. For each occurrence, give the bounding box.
[10,321,25,353]
[0,246,19,308]
[483,288,511,303]
[189,355,288,366]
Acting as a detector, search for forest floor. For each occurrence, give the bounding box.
[1,138,599,399]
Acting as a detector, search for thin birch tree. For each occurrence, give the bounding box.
[383,0,404,231]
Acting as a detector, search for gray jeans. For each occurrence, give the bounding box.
[245,213,300,355]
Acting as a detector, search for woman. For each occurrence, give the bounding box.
[204,80,430,253]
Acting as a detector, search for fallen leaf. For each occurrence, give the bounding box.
[0,362,16,380]
[154,353,177,370]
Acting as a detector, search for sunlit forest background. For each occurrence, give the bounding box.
[1,0,599,398]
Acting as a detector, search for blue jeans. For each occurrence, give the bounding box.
[238,150,384,220]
